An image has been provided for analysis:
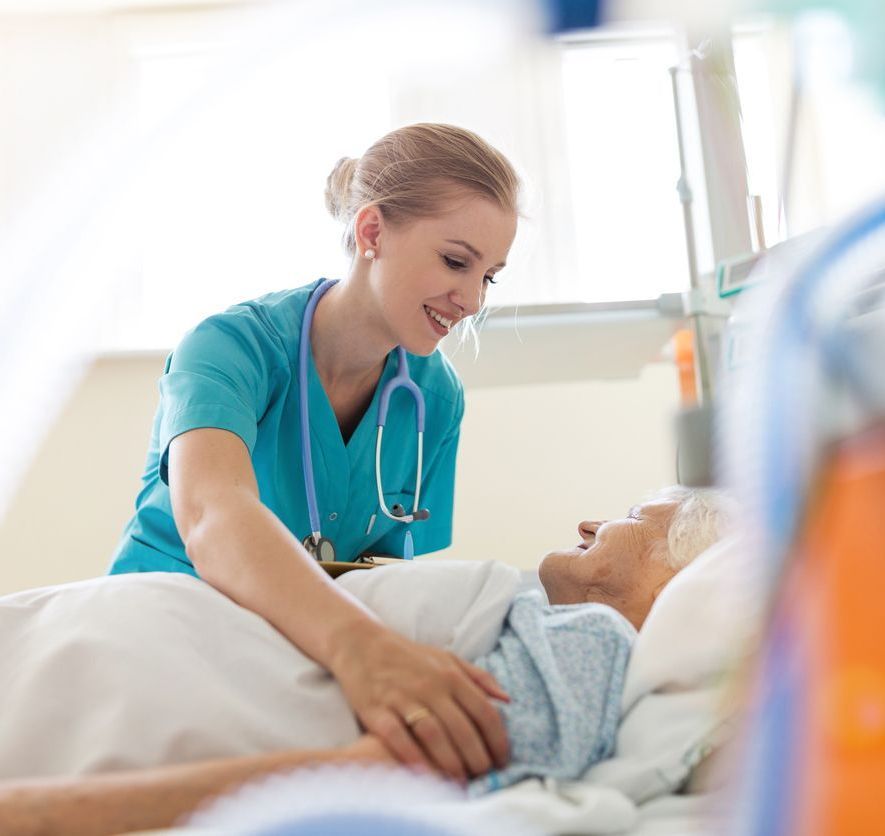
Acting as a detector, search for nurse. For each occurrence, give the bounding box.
[108,123,520,783]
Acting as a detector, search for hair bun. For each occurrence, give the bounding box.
[324,156,358,222]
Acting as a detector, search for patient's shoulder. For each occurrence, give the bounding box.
[509,592,638,645]
[549,600,637,643]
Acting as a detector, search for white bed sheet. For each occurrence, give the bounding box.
[0,561,518,779]
[0,541,751,834]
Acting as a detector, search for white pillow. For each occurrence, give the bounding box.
[583,536,761,803]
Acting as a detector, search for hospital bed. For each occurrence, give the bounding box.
[0,543,749,834]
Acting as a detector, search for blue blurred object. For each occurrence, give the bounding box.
[543,0,604,33]
[738,617,805,836]
[255,812,459,836]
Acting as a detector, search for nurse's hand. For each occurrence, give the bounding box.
[329,625,510,783]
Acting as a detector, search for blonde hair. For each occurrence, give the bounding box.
[325,123,520,257]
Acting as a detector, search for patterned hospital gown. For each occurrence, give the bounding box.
[470,591,636,795]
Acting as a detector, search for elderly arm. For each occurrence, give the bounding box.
[0,737,393,836]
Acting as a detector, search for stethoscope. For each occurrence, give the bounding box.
[298,279,430,562]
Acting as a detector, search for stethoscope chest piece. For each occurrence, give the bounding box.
[303,534,336,563]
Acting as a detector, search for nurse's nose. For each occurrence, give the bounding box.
[578,520,603,541]
[450,275,485,318]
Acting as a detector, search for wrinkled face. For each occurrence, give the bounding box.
[362,192,517,356]
[538,499,680,630]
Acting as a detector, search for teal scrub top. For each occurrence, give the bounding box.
[108,278,464,576]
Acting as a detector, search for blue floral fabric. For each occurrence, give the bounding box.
[471,591,636,795]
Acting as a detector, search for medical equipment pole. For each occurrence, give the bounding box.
[669,64,699,291]
[668,60,713,406]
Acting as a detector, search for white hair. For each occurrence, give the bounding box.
[651,485,735,570]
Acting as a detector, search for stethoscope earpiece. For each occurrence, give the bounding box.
[389,505,430,523]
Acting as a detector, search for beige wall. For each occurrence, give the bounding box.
[451,364,679,569]
[0,356,163,595]
[0,355,678,595]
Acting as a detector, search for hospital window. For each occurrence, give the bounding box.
[99,36,390,352]
[99,24,703,351]
[732,20,785,250]
[554,30,693,304]
[732,14,885,236]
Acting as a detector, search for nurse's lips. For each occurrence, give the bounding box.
[423,304,458,337]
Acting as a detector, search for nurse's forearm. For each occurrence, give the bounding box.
[0,742,389,836]
[185,491,385,669]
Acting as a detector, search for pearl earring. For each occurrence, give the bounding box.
[364,248,376,260]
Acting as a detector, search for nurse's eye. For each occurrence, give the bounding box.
[484,274,498,285]
[442,255,468,270]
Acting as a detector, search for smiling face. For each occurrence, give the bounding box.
[538,499,681,630]
[354,190,517,356]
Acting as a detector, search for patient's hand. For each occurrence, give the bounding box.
[343,734,398,765]
[329,625,510,784]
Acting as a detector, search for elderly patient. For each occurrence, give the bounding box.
[470,485,729,793]
[0,485,730,834]
[541,484,726,628]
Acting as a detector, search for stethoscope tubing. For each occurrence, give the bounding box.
[375,425,424,522]
[299,279,429,556]
[298,279,335,543]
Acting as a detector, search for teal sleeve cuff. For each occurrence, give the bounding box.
[158,402,257,484]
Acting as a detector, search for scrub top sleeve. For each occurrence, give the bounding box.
[370,388,464,557]
[157,311,279,484]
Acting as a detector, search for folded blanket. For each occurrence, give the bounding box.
[472,592,635,795]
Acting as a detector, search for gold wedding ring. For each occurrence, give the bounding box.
[403,707,432,727]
